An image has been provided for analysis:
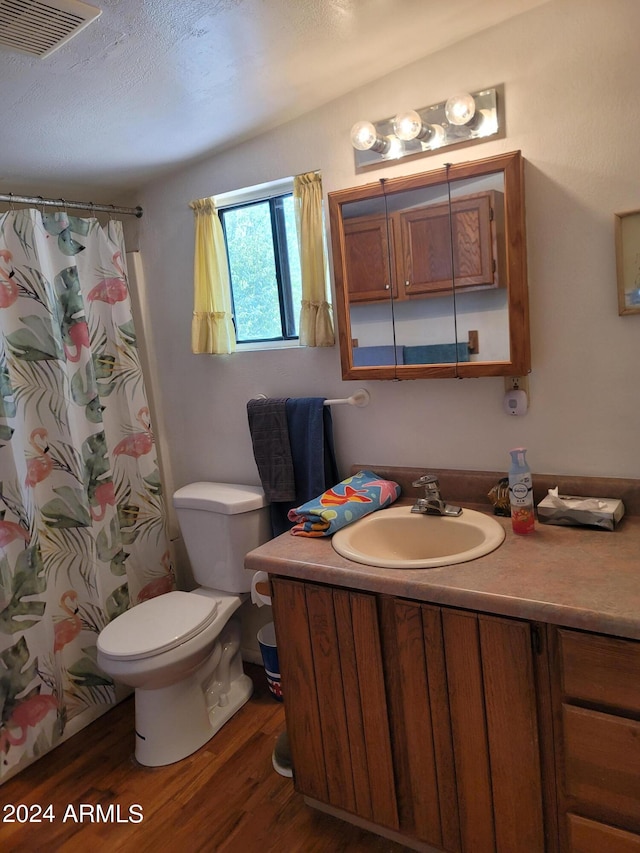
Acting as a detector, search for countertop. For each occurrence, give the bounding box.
[245,466,640,641]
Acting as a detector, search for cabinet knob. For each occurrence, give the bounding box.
[384,284,390,290]
[405,280,411,288]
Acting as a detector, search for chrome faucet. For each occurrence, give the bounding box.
[411,475,462,517]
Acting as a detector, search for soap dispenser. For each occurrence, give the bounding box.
[508,447,535,534]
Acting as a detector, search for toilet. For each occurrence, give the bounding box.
[96,482,270,767]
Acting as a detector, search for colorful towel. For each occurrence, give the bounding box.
[287,470,401,537]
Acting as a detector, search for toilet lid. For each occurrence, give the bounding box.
[97,591,219,661]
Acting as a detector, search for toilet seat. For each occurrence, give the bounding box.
[97,591,220,661]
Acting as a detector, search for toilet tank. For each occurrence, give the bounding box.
[173,482,271,593]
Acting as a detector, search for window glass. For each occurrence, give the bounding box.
[220,190,302,344]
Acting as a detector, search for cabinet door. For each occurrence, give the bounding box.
[270,577,398,830]
[442,609,546,853]
[379,598,460,851]
[343,214,396,302]
[398,193,497,296]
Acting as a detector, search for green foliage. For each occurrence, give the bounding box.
[0,548,46,634]
[0,635,39,722]
[42,486,91,529]
[223,195,301,341]
[68,655,113,689]
[6,315,64,361]
[106,584,129,620]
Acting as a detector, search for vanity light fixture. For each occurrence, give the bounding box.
[350,87,501,168]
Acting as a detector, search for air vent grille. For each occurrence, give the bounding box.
[0,0,101,58]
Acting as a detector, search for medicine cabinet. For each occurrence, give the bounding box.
[328,150,530,379]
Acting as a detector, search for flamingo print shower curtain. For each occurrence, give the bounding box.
[0,209,173,782]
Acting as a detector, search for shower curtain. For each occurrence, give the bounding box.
[0,209,173,782]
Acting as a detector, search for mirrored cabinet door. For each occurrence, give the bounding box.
[340,195,399,370]
[328,151,530,380]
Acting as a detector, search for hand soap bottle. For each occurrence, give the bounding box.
[508,447,535,534]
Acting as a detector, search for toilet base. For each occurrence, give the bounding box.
[133,621,253,766]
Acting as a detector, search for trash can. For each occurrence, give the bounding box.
[257,622,282,701]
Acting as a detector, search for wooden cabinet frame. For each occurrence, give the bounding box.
[328,150,530,380]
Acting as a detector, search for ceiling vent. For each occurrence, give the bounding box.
[0,0,101,58]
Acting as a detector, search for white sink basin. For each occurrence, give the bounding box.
[331,504,505,569]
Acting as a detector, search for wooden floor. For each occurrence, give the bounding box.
[0,664,410,852]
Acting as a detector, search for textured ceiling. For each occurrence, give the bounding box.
[0,0,550,196]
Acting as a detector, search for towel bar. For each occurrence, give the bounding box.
[253,389,370,408]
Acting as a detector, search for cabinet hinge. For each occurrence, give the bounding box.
[531,624,543,655]
[492,258,496,273]
[489,206,494,221]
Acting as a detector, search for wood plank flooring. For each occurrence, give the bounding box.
[0,664,410,852]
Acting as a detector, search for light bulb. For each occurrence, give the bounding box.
[350,120,378,151]
[445,92,476,126]
[393,109,423,141]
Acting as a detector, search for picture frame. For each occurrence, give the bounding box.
[614,208,640,315]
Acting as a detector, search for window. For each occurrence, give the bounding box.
[217,180,302,346]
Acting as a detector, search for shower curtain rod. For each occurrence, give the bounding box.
[0,192,143,218]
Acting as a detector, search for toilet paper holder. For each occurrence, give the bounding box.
[251,571,272,606]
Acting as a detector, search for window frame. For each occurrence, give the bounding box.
[216,178,301,349]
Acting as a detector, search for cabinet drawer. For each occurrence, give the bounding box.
[558,629,640,715]
[567,813,640,852]
[562,704,640,830]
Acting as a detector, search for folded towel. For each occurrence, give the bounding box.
[352,345,405,367]
[403,342,470,364]
[247,398,296,502]
[287,470,401,537]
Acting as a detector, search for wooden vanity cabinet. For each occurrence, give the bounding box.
[550,627,640,852]
[271,577,548,852]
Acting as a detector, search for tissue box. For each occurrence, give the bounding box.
[537,494,625,530]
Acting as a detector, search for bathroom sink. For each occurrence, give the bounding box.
[331,504,505,569]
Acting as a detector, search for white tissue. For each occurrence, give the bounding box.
[251,571,271,607]
[545,487,607,511]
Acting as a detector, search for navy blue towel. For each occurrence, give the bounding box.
[286,398,339,504]
[268,397,339,536]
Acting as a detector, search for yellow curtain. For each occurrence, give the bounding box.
[293,172,335,347]
[189,197,236,354]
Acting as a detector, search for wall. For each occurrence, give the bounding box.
[136,0,640,520]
